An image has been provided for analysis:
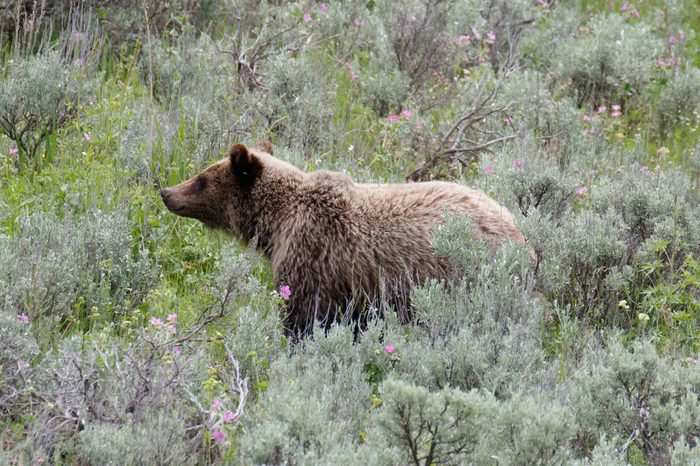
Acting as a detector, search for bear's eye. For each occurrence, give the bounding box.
[196,176,207,192]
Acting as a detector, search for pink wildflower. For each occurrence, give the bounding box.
[9,147,18,156]
[471,26,480,40]
[657,59,667,68]
[83,132,92,141]
[485,164,494,174]
[167,313,178,322]
[620,2,629,11]
[486,31,496,42]
[353,18,365,27]
[478,55,487,63]
[597,106,607,114]
[504,117,513,126]
[513,159,524,170]
[388,114,399,122]
[18,313,29,325]
[630,7,639,17]
[149,317,163,327]
[536,0,547,6]
[73,58,86,67]
[211,429,227,443]
[575,186,588,197]
[303,12,312,23]
[318,3,328,14]
[279,284,292,300]
[456,35,470,45]
[384,344,395,354]
[678,30,685,41]
[173,347,182,356]
[669,35,677,45]
[582,115,591,123]
[401,109,413,118]
[212,399,223,412]
[640,166,650,174]
[167,324,177,334]
[222,410,236,422]
[346,63,357,81]
[611,104,622,118]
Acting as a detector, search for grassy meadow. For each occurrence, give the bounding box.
[1,0,700,464]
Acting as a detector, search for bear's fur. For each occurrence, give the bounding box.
[161,142,527,338]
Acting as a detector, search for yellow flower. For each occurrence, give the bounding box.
[370,395,382,407]
[638,313,650,323]
[618,300,629,311]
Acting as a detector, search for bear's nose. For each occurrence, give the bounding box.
[160,188,170,199]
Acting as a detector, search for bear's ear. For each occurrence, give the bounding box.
[229,143,263,183]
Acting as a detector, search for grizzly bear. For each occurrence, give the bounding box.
[160,142,528,338]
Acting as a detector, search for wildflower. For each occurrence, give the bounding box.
[471,26,480,40]
[478,55,487,63]
[582,115,591,123]
[318,3,328,14]
[504,117,513,126]
[167,324,177,334]
[73,58,86,67]
[597,106,607,113]
[620,2,629,11]
[173,347,182,356]
[640,165,650,174]
[485,164,494,174]
[222,410,236,422]
[346,63,357,81]
[212,399,223,411]
[611,104,622,118]
[486,31,496,42]
[456,35,470,45]
[401,109,413,118]
[512,159,523,170]
[630,7,639,17]
[18,313,29,325]
[536,0,547,6]
[303,12,312,23]
[657,59,668,68]
[83,132,92,141]
[384,344,395,354]
[9,147,18,156]
[678,30,685,41]
[149,317,163,327]
[618,300,629,311]
[353,18,365,27]
[638,312,650,323]
[167,313,178,323]
[211,429,228,443]
[279,284,292,300]
[388,114,399,122]
[575,186,588,197]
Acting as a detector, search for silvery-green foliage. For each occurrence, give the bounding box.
[568,435,628,466]
[670,439,700,466]
[0,52,94,159]
[655,67,700,138]
[569,338,700,464]
[359,55,411,116]
[0,209,158,334]
[77,412,193,466]
[554,14,662,105]
[370,379,486,466]
[238,325,370,465]
[0,310,39,416]
[474,394,575,465]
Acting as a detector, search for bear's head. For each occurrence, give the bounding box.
[160,143,264,231]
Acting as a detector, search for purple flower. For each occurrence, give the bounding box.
[388,114,399,122]
[575,186,588,197]
[9,147,18,156]
[211,399,223,412]
[471,26,480,40]
[620,2,629,11]
[211,429,227,443]
[512,159,523,170]
[486,31,496,42]
[73,58,86,67]
[222,410,236,422]
[582,115,591,123]
[536,0,547,6]
[303,12,312,23]
[485,164,494,174]
[401,109,413,118]
[83,132,92,141]
[149,317,162,327]
[173,347,182,356]
[318,3,328,14]
[669,35,677,45]
[504,117,513,126]
[18,313,29,325]
[279,284,292,300]
[640,165,650,174]
[597,106,607,114]
[353,18,365,27]
[630,7,640,17]
[384,344,395,354]
[455,35,470,45]
[167,313,178,323]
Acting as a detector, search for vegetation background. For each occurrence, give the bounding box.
[1,0,700,464]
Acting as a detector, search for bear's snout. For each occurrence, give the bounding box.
[160,187,183,213]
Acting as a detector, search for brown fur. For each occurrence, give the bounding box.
[161,143,527,338]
